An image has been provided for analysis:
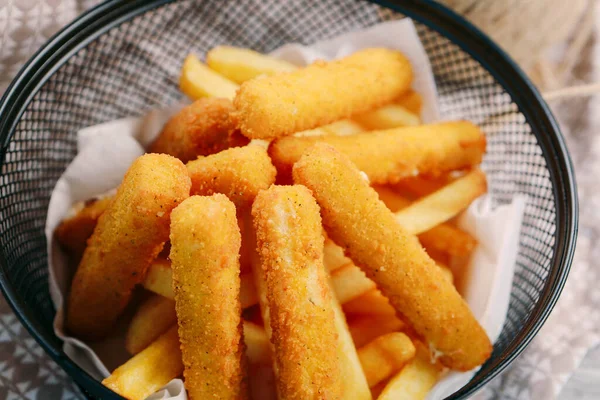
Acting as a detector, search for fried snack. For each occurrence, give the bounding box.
[142,258,174,299]
[395,169,487,234]
[206,46,297,84]
[253,185,342,400]
[348,315,405,348]
[244,321,273,366]
[187,145,276,210]
[125,294,177,355]
[394,174,456,198]
[343,289,396,317]
[353,103,420,130]
[55,196,112,261]
[322,120,365,136]
[67,154,190,340]
[330,264,376,304]
[323,239,352,272]
[148,98,248,162]
[293,144,491,370]
[270,121,486,183]
[180,54,239,100]
[103,326,183,400]
[233,48,412,139]
[249,366,278,400]
[170,195,246,400]
[396,89,423,115]
[358,332,416,387]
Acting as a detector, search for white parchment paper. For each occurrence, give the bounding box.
[44,19,525,399]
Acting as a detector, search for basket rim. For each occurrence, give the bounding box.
[0,0,578,399]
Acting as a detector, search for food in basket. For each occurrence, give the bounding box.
[55,45,491,399]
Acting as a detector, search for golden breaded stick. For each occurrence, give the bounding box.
[206,46,297,84]
[253,185,342,400]
[103,326,183,400]
[148,98,248,162]
[180,54,239,100]
[187,145,276,210]
[170,195,246,400]
[397,89,423,115]
[55,196,112,261]
[67,154,190,340]
[233,48,412,139]
[395,169,487,234]
[125,294,177,355]
[293,144,491,370]
[353,103,420,130]
[348,315,406,348]
[358,332,416,388]
[270,121,486,183]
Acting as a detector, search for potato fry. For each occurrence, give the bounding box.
[103,326,183,400]
[394,174,456,198]
[323,239,352,272]
[125,294,177,355]
[142,258,174,299]
[244,321,272,366]
[249,365,277,400]
[293,144,491,370]
[322,120,365,136]
[148,98,248,162]
[233,48,412,139]
[354,103,420,130]
[395,169,487,235]
[55,196,112,261]
[343,289,396,317]
[358,332,416,387]
[206,46,296,84]
[67,154,190,340]
[397,89,423,115]
[271,121,486,184]
[179,54,239,100]
[253,185,342,399]
[187,145,276,210]
[348,315,405,348]
[374,185,411,212]
[170,195,246,400]
[331,263,376,304]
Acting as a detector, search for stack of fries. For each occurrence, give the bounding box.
[56,46,491,400]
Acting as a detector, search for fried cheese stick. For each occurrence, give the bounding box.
[187,145,276,210]
[148,98,248,163]
[67,154,190,340]
[252,185,342,399]
[270,121,485,183]
[293,144,491,371]
[170,194,247,400]
[233,48,412,139]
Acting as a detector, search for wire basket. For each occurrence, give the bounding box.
[0,0,577,399]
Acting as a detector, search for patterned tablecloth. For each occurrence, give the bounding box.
[1,1,599,399]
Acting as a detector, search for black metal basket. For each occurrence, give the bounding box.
[0,0,577,399]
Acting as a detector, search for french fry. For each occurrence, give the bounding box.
[170,195,246,399]
[374,185,411,212]
[394,174,456,198]
[293,144,491,370]
[54,196,112,261]
[358,332,416,387]
[67,154,190,340]
[179,54,239,100]
[330,263,376,304]
[103,326,183,400]
[353,103,420,130]
[395,169,487,235]
[377,344,443,400]
[322,120,365,136]
[233,48,412,139]
[248,365,277,400]
[206,46,296,84]
[271,121,486,184]
[323,239,352,272]
[125,294,177,355]
[343,289,396,317]
[349,315,405,348]
[396,89,423,115]
[243,321,272,366]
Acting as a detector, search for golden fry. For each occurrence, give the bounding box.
[358,332,416,387]
[244,321,273,366]
[331,263,376,304]
[342,289,396,317]
[142,258,174,299]
[293,144,491,370]
[353,103,420,130]
[396,89,423,115]
[322,120,365,136]
[170,195,246,400]
[270,121,486,184]
[180,54,239,100]
[252,185,342,400]
[348,315,405,348]
[148,98,248,162]
[125,294,177,355]
[393,174,456,198]
[233,48,412,139]
[103,326,183,400]
[187,145,276,210]
[323,239,352,272]
[67,154,190,340]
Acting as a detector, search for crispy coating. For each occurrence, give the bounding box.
[148,98,249,163]
[270,121,486,184]
[67,154,190,340]
[186,145,276,210]
[252,185,342,400]
[170,194,247,400]
[293,144,491,371]
[55,196,113,261]
[233,48,412,139]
